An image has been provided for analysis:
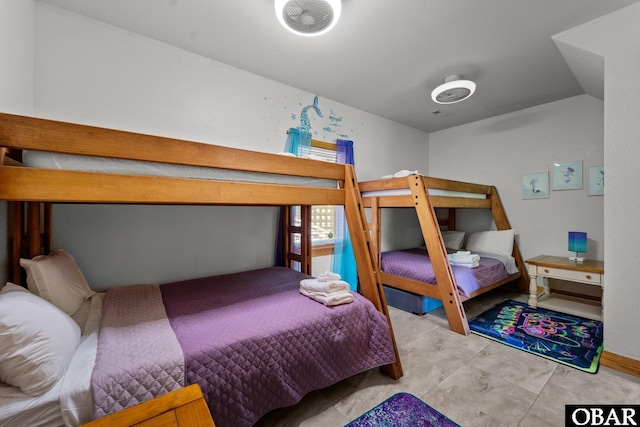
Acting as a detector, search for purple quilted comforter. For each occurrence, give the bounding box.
[381,248,509,297]
[92,267,395,427]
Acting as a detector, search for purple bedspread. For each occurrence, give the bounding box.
[160,267,396,427]
[381,248,509,297]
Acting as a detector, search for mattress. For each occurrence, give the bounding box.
[91,267,396,427]
[23,151,337,188]
[361,188,486,198]
[381,248,512,298]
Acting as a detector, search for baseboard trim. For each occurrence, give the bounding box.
[600,350,640,377]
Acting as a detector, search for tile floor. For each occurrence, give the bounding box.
[254,287,640,426]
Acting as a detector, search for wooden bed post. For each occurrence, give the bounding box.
[489,188,529,293]
[368,197,382,267]
[343,166,403,380]
[409,175,470,335]
[10,201,23,285]
[43,203,52,255]
[299,205,311,275]
[28,202,41,258]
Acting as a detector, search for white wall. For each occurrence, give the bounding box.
[0,0,35,285]
[34,3,429,289]
[429,94,605,262]
[552,3,640,361]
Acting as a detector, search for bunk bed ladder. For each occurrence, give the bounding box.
[409,175,470,335]
[343,165,403,380]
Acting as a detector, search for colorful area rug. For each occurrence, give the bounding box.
[469,300,604,373]
[345,392,459,427]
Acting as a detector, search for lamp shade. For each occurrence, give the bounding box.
[568,232,587,253]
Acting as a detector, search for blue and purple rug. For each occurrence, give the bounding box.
[345,392,459,427]
[469,299,604,373]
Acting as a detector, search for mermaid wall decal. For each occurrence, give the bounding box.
[298,95,323,132]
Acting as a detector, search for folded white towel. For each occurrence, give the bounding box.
[448,251,479,263]
[300,288,354,306]
[448,251,480,268]
[300,278,350,293]
[317,271,341,282]
[450,260,479,269]
[394,169,419,178]
[449,255,478,262]
[382,170,419,179]
[452,250,471,257]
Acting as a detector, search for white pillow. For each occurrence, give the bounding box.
[20,249,95,316]
[441,230,466,250]
[466,229,515,257]
[0,284,81,395]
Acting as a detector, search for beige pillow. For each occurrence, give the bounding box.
[441,230,466,250]
[0,282,30,294]
[466,229,515,257]
[0,284,81,395]
[20,249,95,316]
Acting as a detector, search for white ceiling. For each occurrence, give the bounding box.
[39,0,639,133]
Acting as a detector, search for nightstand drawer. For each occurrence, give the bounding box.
[535,265,601,285]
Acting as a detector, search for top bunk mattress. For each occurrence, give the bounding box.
[22,150,338,188]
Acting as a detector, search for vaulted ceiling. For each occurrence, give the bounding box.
[39,0,639,132]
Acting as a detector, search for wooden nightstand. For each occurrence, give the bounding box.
[525,255,604,321]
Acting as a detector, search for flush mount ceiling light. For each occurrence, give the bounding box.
[275,0,342,37]
[431,74,476,104]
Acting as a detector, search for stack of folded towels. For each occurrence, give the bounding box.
[382,169,419,179]
[447,250,480,268]
[299,271,353,306]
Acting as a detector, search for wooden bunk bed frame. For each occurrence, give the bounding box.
[0,112,402,380]
[360,174,530,336]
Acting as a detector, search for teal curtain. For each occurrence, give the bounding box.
[332,139,358,291]
[284,127,311,157]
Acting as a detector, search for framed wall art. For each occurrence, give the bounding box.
[553,160,582,190]
[522,172,549,199]
[588,165,604,196]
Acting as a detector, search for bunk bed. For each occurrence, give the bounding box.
[359,174,529,336]
[0,112,402,427]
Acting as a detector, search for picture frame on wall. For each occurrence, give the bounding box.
[552,160,582,190]
[522,172,549,199]
[588,165,604,196]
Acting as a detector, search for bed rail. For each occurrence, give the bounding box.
[0,113,350,206]
[0,113,345,180]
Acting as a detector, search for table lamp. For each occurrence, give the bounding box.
[568,231,587,262]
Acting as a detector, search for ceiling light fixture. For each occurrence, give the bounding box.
[275,0,342,37]
[431,74,476,104]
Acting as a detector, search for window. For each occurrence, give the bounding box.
[296,139,337,256]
